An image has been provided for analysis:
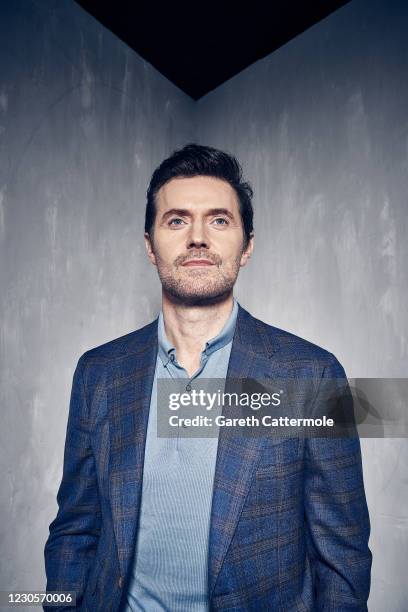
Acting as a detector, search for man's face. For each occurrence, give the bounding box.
[144,175,253,305]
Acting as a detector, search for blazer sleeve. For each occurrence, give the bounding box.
[303,355,372,610]
[44,354,101,610]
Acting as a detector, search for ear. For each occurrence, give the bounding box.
[144,232,157,266]
[240,233,254,267]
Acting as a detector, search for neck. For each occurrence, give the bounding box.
[161,291,235,362]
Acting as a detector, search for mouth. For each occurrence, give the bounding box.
[181,259,215,267]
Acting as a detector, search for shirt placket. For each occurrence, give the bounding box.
[165,350,210,448]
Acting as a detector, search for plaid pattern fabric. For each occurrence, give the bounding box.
[44,304,372,611]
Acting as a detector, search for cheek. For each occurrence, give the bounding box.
[152,239,177,261]
[214,235,244,256]
[224,247,245,265]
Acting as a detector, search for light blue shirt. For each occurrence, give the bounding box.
[124,298,239,611]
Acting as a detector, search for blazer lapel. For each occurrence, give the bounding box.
[208,304,278,597]
[108,320,158,579]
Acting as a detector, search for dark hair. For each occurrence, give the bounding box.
[145,143,254,247]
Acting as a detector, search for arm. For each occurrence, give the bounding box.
[304,355,372,611]
[44,354,101,609]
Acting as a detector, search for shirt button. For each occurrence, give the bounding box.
[170,354,175,362]
[186,383,192,392]
[118,576,124,588]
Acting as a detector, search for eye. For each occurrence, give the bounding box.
[212,217,229,225]
[168,218,185,226]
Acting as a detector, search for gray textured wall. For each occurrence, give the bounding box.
[1,0,407,610]
[197,1,408,609]
[0,0,194,597]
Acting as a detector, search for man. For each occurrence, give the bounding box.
[44,144,372,611]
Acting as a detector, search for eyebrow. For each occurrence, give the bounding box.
[161,208,235,221]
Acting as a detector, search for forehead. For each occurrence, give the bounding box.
[155,176,239,213]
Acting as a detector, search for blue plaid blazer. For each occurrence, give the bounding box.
[44,304,372,611]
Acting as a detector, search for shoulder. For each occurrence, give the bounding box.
[76,317,158,367]
[240,305,345,374]
[72,319,158,394]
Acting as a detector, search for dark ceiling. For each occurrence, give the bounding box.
[75,0,351,100]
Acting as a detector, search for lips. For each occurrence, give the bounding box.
[182,259,215,266]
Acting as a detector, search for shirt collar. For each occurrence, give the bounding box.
[157,297,239,366]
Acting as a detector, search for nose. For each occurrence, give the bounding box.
[186,219,209,249]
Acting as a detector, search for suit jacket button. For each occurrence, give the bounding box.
[118,576,124,588]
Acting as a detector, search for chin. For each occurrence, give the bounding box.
[166,285,233,306]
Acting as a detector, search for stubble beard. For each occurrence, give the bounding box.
[154,249,243,307]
